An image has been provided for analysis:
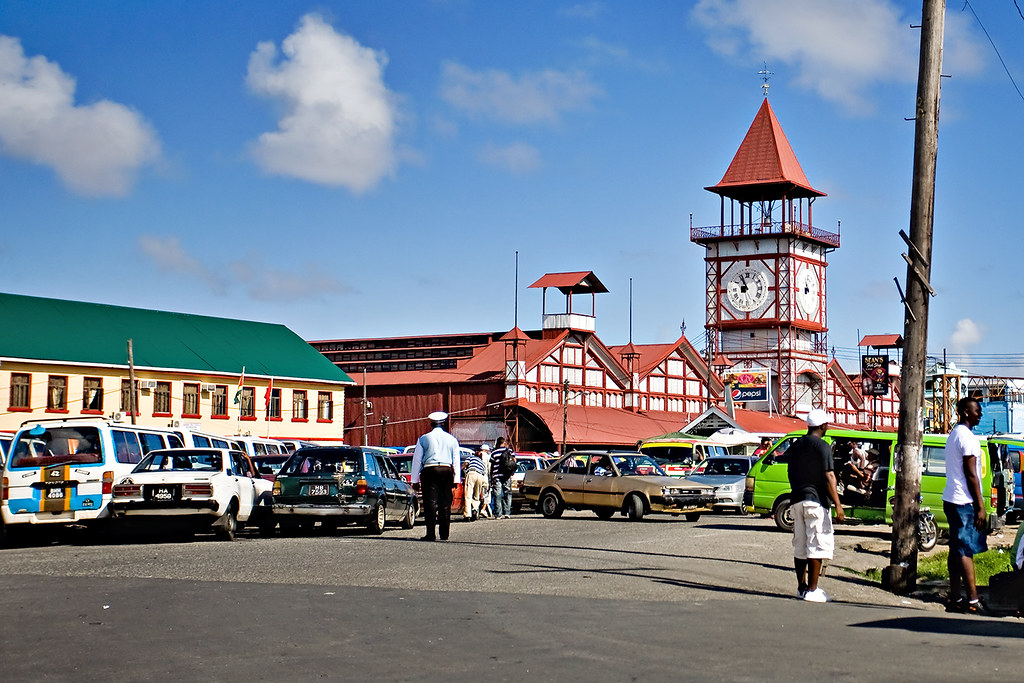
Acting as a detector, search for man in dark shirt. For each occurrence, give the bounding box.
[787,409,845,602]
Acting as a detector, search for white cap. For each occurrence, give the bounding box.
[806,409,831,428]
[428,411,448,422]
[479,443,490,451]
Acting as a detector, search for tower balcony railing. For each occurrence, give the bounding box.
[543,313,595,333]
[690,221,840,247]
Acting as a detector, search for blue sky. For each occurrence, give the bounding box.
[2,1,1023,375]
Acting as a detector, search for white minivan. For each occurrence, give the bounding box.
[1,418,184,541]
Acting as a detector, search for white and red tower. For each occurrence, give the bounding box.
[691,99,839,417]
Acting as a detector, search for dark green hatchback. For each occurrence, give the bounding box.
[272,446,416,534]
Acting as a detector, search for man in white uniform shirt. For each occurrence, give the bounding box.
[412,411,462,541]
[942,397,988,614]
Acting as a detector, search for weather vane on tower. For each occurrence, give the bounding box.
[758,62,774,98]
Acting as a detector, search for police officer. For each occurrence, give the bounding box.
[411,411,462,541]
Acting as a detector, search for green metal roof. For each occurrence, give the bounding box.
[0,293,353,384]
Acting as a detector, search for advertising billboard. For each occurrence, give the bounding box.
[861,354,890,397]
[723,369,769,402]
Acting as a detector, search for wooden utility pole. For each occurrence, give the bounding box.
[127,339,138,425]
[884,0,945,595]
[561,378,569,455]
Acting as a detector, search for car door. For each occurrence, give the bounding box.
[374,454,403,519]
[551,456,588,506]
[230,452,257,520]
[582,454,620,509]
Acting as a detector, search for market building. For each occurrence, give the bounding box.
[313,97,901,449]
[0,293,354,440]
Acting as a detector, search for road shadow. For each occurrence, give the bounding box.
[851,615,1024,637]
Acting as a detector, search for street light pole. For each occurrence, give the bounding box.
[561,378,569,455]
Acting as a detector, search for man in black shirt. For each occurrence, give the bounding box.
[787,409,845,602]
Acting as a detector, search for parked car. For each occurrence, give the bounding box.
[639,438,730,477]
[387,448,469,514]
[0,433,12,467]
[274,439,321,453]
[251,454,291,481]
[684,456,756,514]
[109,448,274,540]
[273,446,416,534]
[387,453,413,484]
[511,453,551,513]
[522,451,716,522]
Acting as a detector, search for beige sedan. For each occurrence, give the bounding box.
[522,451,716,521]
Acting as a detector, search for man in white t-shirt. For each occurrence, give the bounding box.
[942,396,988,614]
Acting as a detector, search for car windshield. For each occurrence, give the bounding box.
[609,454,666,477]
[252,456,290,474]
[695,458,751,476]
[640,444,696,465]
[134,452,222,472]
[281,450,362,476]
[389,456,413,473]
[9,426,104,468]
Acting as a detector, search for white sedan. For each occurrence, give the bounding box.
[110,448,274,540]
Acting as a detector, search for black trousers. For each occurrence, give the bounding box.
[420,465,455,539]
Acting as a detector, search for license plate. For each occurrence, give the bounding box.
[153,487,174,501]
[47,487,65,500]
[308,484,329,496]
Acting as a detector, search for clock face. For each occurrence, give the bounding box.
[796,267,819,316]
[726,266,770,313]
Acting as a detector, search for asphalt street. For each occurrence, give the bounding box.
[1,512,1020,681]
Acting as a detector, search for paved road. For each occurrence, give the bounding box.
[1,512,1020,681]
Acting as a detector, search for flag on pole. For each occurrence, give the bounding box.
[234,366,246,405]
[264,377,274,409]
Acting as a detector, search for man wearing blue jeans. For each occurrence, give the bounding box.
[489,437,514,518]
[943,396,988,614]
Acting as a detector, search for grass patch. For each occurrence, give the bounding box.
[916,547,1014,586]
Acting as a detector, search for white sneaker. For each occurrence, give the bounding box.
[803,588,829,603]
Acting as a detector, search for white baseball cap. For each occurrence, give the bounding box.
[428,411,448,422]
[806,409,831,428]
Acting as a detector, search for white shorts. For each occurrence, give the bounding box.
[791,500,834,560]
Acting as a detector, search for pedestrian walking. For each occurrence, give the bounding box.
[942,396,989,614]
[477,443,493,518]
[411,411,462,541]
[461,447,487,521]
[787,409,844,602]
[490,437,517,519]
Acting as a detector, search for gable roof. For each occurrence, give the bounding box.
[0,292,353,384]
[528,271,609,294]
[706,99,825,202]
[606,336,724,395]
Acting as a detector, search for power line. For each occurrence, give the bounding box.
[963,0,1024,103]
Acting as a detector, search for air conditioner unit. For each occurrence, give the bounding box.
[200,384,217,392]
[139,380,158,390]
[111,411,125,423]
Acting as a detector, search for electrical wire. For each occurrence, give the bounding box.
[963,0,1024,103]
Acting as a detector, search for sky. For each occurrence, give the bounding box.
[2,1,1023,376]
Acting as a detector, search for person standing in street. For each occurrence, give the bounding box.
[943,396,989,614]
[490,437,515,519]
[411,411,461,541]
[461,446,487,521]
[477,443,493,518]
[787,409,844,603]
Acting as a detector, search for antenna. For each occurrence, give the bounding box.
[513,250,519,328]
[758,62,774,98]
[628,277,633,344]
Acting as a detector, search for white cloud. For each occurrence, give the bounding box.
[246,14,399,192]
[0,35,160,197]
[477,141,541,173]
[691,0,983,115]
[560,2,607,20]
[440,61,602,125]
[138,235,354,302]
[949,317,984,354]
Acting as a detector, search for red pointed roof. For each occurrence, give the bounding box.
[706,99,825,201]
[500,326,531,342]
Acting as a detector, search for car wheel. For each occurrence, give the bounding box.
[737,504,749,516]
[684,512,701,522]
[216,504,238,542]
[772,497,794,532]
[539,490,564,519]
[366,500,386,535]
[625,494,645,521]
[400,500,416,530]
[595,508,615,520]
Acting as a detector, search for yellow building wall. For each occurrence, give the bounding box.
[0,360,348,442]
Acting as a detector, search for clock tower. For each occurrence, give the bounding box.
[691,98,839,417]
